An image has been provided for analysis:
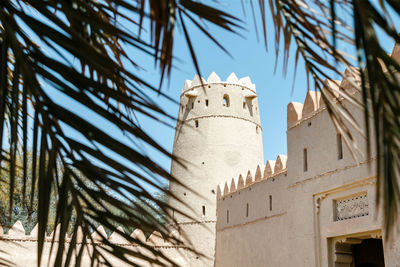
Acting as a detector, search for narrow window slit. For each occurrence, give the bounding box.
[269,195,272,211]
[337,134,343,160]
[195,120,199,128]
[202,205,206,216]
[303,148,308,172]
[246,203,249,217]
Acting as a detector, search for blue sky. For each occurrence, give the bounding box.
[131,1,398,192]
[133,2,336,180]
[33,1,397,194]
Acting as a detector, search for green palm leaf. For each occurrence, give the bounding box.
[0,1,241,266]
[252,0,400,236]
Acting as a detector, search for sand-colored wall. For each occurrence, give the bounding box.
[216,170,289,267]
[0,224,193,266]
[215,81,400,266]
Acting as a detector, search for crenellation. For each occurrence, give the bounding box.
[254,165,262,181]
[319,79,340,107]
[109,226,129,244]
[0,222,181,249]
[245,170,253,186]
[207,72,221,83]
[287,102,303,126]
[131,228,146,243]
[217,184,223,199]
[287,77,350,128]
[238,76,253,87]
[30,224,38,238]
[7,220,25,237]
[91,225,107,242]
[230,178,237,192]
[264,160,275,178]
[0,221,193,266]
[302,90,321,117]
[237,174,245,190]
[218,156,288,198]
[226,72,239,83]
[274,155,288,173]
[223,181,230,196]
[180,72,257,96]
[340,67,361,94]
[191,74,206,87]
[183,80,192,92]
[287,69,363,128]
[147,231,164,246]
[48,223,63,241]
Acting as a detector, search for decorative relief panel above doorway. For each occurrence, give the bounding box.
[335,192,369,221]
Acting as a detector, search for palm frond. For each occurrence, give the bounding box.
[0,0,242,266]
[252,0,400,235]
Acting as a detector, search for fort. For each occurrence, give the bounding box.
[2,45,400,266]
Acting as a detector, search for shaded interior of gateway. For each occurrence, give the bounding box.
[334,237,385,267]
[352,238,385,267]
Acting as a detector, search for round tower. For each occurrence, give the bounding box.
[168,72,264,265]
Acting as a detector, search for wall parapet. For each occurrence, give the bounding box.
[217,154,288,198]
[180,72,257,97]
[287,66,363,129]
[0,221,187,248]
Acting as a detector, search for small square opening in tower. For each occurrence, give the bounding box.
[223,94,230,107]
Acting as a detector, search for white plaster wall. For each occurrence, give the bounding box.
[168,75,264,265]
[170,81,264,221]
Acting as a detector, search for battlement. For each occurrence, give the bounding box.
[181,72,256,95]
[0,221,185,247]
[287,67,362,128]
[287,41,400,129]
[217,154,287,198]
[175,72,262,130]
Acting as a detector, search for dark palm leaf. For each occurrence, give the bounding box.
[0,1,241,266]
